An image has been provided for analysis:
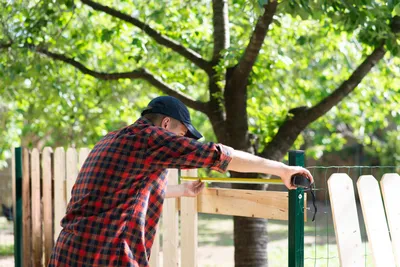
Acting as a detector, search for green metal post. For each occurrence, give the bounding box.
[14,147,22,267]
[288,150,304,267]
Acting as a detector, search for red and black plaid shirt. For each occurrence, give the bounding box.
[49,117,232,267]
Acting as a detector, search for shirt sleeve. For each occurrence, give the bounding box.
[144,126,233,172]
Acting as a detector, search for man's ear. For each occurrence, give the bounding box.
[161,117,171,129]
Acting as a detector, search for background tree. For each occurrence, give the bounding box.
[1,0,399,265]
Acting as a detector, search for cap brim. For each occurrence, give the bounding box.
[183,122,203,140]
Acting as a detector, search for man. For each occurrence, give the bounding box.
[49,96,313,267]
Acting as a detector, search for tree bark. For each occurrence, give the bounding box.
[221,3,278,266]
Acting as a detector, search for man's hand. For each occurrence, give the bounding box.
[183,180,205,197]
[280,166,313,190]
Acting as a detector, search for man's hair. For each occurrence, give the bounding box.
[143,113,180,128]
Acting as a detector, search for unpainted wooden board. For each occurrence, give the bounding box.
[54,147,66,241]
[181,169,198,267]
[162,169,179,267]
[42,147,53,266]
[31,148,42,267]
[66,148,78,203]
[381,173,400,267]
[357,175,396,267]
[197,188,291,221]
[22,148,32,267]
[328,173,363,267]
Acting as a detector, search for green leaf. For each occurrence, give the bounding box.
[101,29,113,42]
[393,3,400,17]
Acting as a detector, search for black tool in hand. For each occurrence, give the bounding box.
[290,173,317,222]
[291,174,312,188]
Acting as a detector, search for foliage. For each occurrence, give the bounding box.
[0,244,13,256]
[0,0,399,168]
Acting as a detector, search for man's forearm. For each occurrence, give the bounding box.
[226,148,288,177]
[165,184,185,198]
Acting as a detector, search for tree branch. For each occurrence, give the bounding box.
[232,0,277,87]
[260,43,386,161]
[0,42,12,49]
[212,0,229,63]
[33,46,208,112]
[81,0,212,73]
[306,43,386,122]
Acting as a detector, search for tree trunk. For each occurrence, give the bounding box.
[232,180,268,266]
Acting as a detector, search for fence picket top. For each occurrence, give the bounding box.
[328,173,364,267]
[380,173,400,267]
[357,175,396,267]
[78,148,91,169]
[66,148,78,202]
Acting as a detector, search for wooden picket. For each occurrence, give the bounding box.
[328,173,363,267]
[53,147,66,241]
[66,148,78,203]
[42,147,53,266]
[163,169,179,267]
[22,148,32,267]
[180,169,198,267]
[357,175,396,267]
[149,228,161,267]
[31,149,42,267]
[380,173,400,266]
[78,148,90,169]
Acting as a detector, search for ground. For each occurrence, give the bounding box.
[0,201,373,266]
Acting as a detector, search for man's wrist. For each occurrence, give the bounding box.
[273,162,289,177]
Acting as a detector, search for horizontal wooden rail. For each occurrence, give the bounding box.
[176,188,306,221]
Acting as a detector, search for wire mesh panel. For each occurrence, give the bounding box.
[304,166,399,267]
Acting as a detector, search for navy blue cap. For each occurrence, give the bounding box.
[141,96,203,140]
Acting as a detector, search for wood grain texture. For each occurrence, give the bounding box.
[358,175,396,267]
[181,169,198,267]
[31,148,42,267]
[22,148,32,267]
[54,147,66,241]
[328,173,363,267]
[42,147,53,265]
[381,173,400,267]
[162,169,179,267]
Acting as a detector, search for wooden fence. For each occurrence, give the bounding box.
[328,173,400,267]
[12,147,303,267]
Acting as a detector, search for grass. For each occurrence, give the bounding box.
[0,244,13,256]
[197,212,373,267]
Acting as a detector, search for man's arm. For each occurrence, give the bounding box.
[226,147,313,190]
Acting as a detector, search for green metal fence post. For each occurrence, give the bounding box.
[14,147,22,267]
[288,150,305,267]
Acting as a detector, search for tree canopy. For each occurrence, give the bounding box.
[1,0,399,265]
[1,0,399,167]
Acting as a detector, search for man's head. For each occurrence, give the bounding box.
[141,96,203,140]
[143,113,188,137]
